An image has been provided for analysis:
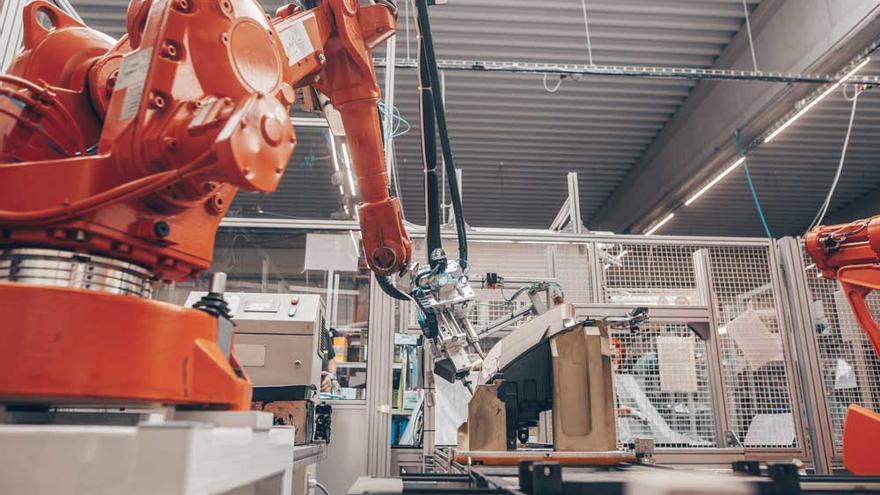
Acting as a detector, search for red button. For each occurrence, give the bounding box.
[290,296,300,305]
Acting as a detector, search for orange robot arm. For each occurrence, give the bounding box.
[0,0,409,410]
[806,216,880,356]
[806,215,880,475]
[0,0,410,281]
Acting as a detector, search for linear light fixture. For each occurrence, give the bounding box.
[685,157,746,206]
[764,58,870,143]
[644,212,675,236]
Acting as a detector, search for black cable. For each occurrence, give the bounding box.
[414,0,467,263]
[377,275,410,301]
[419,41,443,265]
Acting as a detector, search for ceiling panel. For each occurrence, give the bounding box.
[383,0,759,228]
[665,58,880,237]
[75,0,853,235]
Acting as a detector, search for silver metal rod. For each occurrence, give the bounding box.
[210,272,227,293]
[477,305,535,339]
[741,0,759,72]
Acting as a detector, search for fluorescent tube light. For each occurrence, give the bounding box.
[685,157,746,206]
[764,58,870,143]
[644,213,675,236]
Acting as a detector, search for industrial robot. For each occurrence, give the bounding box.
[807,215,880,475]
[0,0,480,414]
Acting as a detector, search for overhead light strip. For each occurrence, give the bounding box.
[644,213,675,236]
[639,58,870,237]
[685,157,746,206]
[764,58,870,143]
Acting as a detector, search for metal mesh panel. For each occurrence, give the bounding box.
[801,246,880,450]
[551,243,593,303]
[599,243,702,305]
[614,323,717,448]
[598,240,801,450]
[467,292,531,329]
[709,246,798,448]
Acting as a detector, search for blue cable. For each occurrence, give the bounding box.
[378,100,411,140]
[736,130,773,239]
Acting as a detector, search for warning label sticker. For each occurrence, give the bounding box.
[277,14,315,66]
[115,47,153,121]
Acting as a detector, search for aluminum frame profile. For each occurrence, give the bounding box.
[692,248,734,449]
[775,237,838,474]
[549,172,585,234]
[366,273,398,478]
[766,239,817,464]
[219,217,775,247]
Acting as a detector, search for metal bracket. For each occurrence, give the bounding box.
[549,172,586,234]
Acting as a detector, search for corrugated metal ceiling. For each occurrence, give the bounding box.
[65,0,880,237]
[667,58,880,237]
[385,0,761,229]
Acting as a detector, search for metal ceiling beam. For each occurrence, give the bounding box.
[591,0,880,234]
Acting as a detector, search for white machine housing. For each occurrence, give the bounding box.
[185,292,326,389]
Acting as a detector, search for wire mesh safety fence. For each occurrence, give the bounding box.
[800,245,880,451]
[204,225,880,467]
[708,246,798,448]
[598,242,701,306]
[401,235,809,455]
[594,241,801,450]
[612,323,718,448]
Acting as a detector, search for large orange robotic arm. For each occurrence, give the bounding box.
[806,215,880,475]
[0,0,409,410]
[0,0,410,280]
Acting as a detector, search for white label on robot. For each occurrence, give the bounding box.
[116,47,153,121]
[277,14,315,66]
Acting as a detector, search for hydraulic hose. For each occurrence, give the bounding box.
[414,0,467,264]
[377,274,411,301]
[418,37,443,265]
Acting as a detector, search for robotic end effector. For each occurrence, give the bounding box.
[408,249,484,385]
